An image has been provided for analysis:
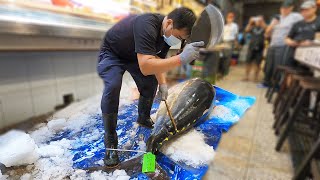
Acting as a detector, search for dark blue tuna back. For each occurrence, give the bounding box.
[170,79,214,129]
[147,78,215,153]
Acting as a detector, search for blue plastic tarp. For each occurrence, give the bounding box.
[49,86,256,179]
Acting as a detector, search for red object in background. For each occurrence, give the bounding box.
[51,0,70,7]
[230,59,237,66]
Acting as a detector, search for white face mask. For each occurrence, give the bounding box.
[163,24,181,46]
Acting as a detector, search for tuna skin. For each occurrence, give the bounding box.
[146,78,215,154]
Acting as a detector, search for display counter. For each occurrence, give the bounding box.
[0,0,115,50]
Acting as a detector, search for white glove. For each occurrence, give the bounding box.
[158,84,168,101]
[179,41,205,65]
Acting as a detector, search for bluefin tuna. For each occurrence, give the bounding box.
[147,78,215,154]
[86,78,215,178]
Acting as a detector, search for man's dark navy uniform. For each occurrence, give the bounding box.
[97,7,204,167]
[98,14,170,116]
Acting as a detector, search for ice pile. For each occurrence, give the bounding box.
[0,73,137,179]
[209,105,239,123]
[47,118,67,132]
[0,170,8,180]
[70,169,130,180]
[0,130,39,167]
[22,94,131,179]
[161,129,215,167]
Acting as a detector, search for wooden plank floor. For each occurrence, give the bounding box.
[204,65,293,180]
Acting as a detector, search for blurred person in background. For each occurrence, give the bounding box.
[262,0,303,86]
[223,12,239,44]
[97,7,204,167]
[317,0,320,14]
[244,16,267,82]
[285,0,320,66]
[222,12,239,75]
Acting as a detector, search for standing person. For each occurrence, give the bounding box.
[285,0,320,66]
[223,12,239,44]
[244,16,267,81]
[263,0,303,86]
[317,0,320,15]
[222,12,239,75]
[97,7,204,167]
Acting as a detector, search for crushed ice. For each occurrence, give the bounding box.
[0,74,244,179]
[161,129,215,167]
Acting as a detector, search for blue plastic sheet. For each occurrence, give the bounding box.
[49,86,255,179]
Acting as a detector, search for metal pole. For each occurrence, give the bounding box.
[106,148,147,153]
[164,100,178,133]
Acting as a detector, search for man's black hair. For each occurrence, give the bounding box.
[167,7,196,35]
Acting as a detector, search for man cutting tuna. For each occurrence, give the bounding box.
[97,7,204,167]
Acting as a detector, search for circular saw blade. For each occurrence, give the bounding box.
[189,4,224,48]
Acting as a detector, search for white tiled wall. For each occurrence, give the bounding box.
[0,51,103,129]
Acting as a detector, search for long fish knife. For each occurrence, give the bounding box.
[164,100,178,133]
[189,4,224,48]
[181,4,224,65]
[105,148,147,153]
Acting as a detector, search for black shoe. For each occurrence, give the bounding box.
[104,144,119,168]
[102,113,120,167]
[137,114,154,128]
[137,96,154,128]
[262,80,271,87]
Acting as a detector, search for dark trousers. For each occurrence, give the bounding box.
[246,48,263,65]
[263,46,287,85]
[97,50,158,114]
[282,46,297,67]
[221,41,234,76]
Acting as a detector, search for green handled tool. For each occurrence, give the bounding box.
[142,152,156,173]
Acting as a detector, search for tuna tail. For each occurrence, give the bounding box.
[146,128,171,154]
[146,125,197,154]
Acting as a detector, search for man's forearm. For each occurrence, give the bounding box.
[155,73,166,85]
[265,23,276,38]
[138,55,181,76]
[245,25,252,33]
[285,37,298,47]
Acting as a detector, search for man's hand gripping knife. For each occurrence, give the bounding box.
[156,41,204,101]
